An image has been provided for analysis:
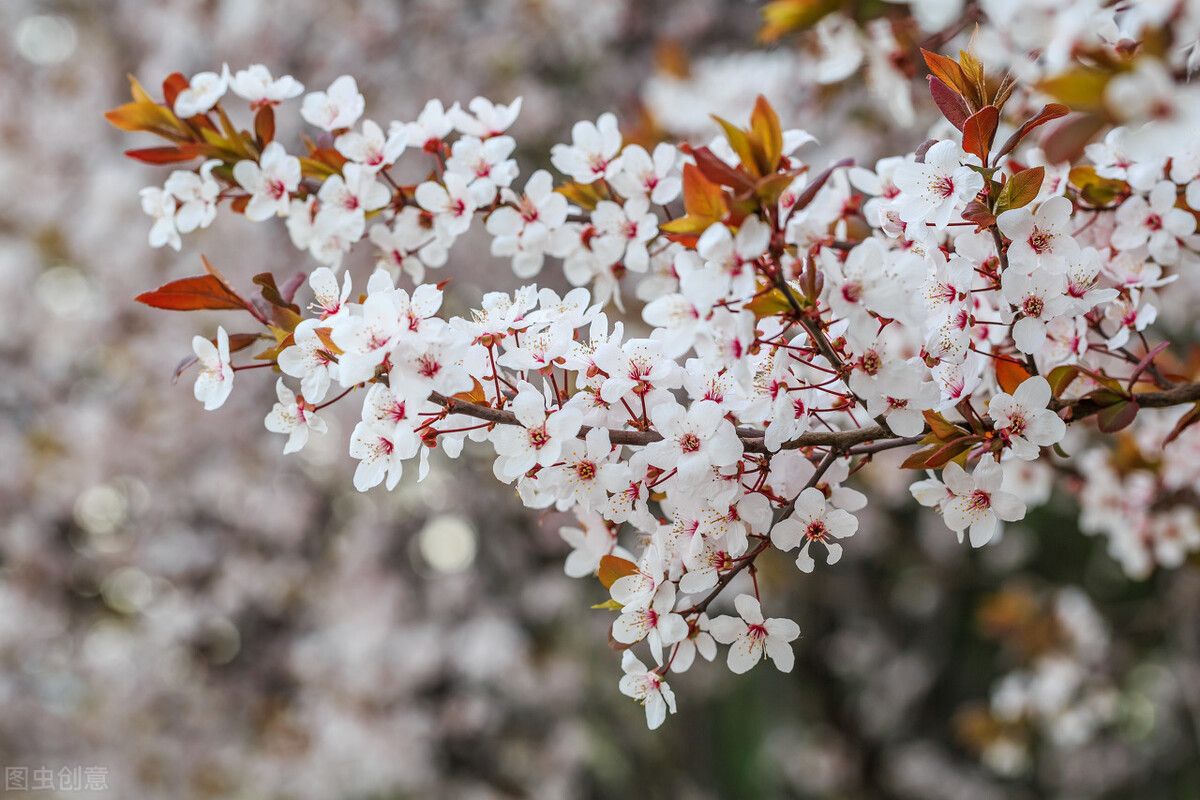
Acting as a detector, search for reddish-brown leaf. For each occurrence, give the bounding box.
[962,105,999,165]
[995,358,1032,395]
[929,76,970,130]
[1164,402,1200,446]
[995,103,1070,161]
[136,275,253,312]
[124,146,202,165]
[1097,399,1139,433]
[254,105,275,147]
[1043,113,1107,165]
[922,410,963,442]
[691,146,755,193]
[961,200,996,227]
[1046,365,1080,397]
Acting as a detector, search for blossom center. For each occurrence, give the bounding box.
[1022,295,1044,318]
[679,432,701,453]
[1028,227,1052,254]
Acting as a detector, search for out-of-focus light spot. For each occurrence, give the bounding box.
[1121,692,1156,740]
[74,484,128,538]
[101,567,154,614]
[417,514,477,574]
[36,266,94,318]
[197,617,240,666]
[15,15,77,66]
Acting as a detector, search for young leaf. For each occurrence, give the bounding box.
[994,166,1045,214]
[962,105,999,165]
[1097,399,1139,433]
[136,275,254,312]
[750,95,784,175]
[921,49,970,101]
[1046,365,1080,397]
[124,147,202,165]
[597,555,639,589]
[660,163,727,235]
[922,410,963,442]
[995,358,1032,395]
[254,105,275,147]
[994,103,1070,161]
[929,76,971,130]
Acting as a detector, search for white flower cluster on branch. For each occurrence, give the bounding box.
[112,29,1200,728]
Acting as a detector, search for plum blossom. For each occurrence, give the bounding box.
[998,196,1081,274]
[987,377,1067,460]
[891,140,983,230]
[709,594,800,674]
[611,582,688,665]
[491,383,583,482]
[771,487,859,572]
[1112,181,1196,265]
[234,142,301,221]
[264,379,327,454]
[486,170,572,279]
[644,400,743,486]
[139,187,180,251]
[550,112,623,184]
[618,651,677,730]
[174,65,229,118]
[940,456,1027,547]
[229,64,304,109]
[300,76,365,132]
[191,327,233,411]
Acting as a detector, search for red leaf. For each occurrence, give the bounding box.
[137,256,256,314]
[995,358,1032,395]
[929,76,970,130]
[921,49,969,98]
[1164,402,1200,446]
[962,105,999,165]
[961,200,996,227]
[124,146,202,165]
[162,72,189,111]
[136,275,252,312]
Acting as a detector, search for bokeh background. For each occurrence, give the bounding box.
[3,1,1200,798]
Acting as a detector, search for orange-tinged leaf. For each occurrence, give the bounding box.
[962,105,999,165]
[162,72,189,111]
[922,410,963,442]
[1068,165,1128,207]
[598,555,639,589]
[661,163,727,233]
[994,166,1045,214]
[922,49,970,100]
[127,74,154,104]
[1164,402,1200,446]
[313,326,343,356]
[750,95,783,175]
[785,158,854,220]
[1037,68,1109,113]
[758,0,839,42]
[556,179,611,211]
[995,358,1032,395]
[453,378,490,405]
[104,101,181,137]
[743,287,795,319]
[712,115,759,177]
[901,446,940,470]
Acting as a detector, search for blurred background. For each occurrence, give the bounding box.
[3,1,1200,798]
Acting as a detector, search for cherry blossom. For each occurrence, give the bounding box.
[264,379,327,453]
[550,112,623,184]
[987,377,1067,461]
[771,487,860,572]
[174,65,229,118]
[891,140,983,230]
[618,651,677,730]
[300,75,365,132]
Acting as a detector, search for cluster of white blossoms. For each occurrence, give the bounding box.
[123,35,1200,728]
